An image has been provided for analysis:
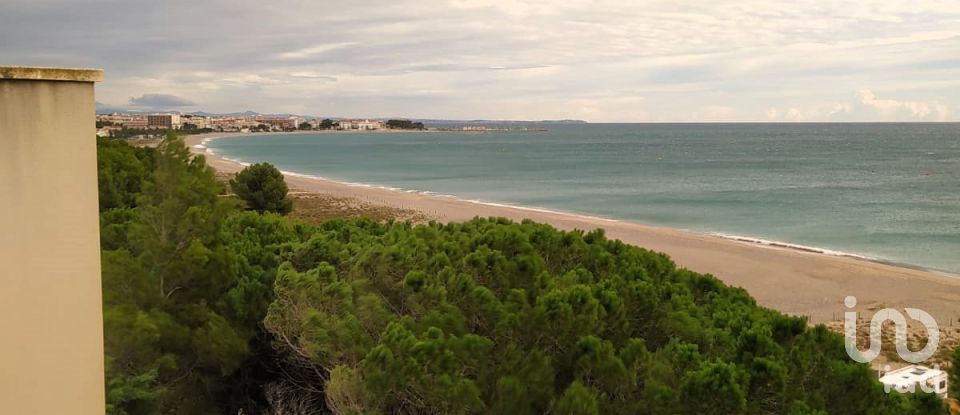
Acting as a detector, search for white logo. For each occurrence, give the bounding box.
[843,295,939,364]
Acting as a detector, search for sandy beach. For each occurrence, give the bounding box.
[186,132,960,325]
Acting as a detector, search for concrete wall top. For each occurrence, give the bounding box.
[0,66,103,82]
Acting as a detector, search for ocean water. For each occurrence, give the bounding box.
[207,123,960,274]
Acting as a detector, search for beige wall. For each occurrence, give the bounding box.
[0,69,105,414]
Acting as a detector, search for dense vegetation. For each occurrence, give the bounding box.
[386,119,426,130]
[98,126,215,139]
[98,134,947,414]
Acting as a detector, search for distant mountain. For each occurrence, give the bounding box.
[95,103,138,114]
[188,110,262,117]
[540,119,588,124]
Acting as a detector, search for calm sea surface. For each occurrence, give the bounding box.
[207,123,960,274]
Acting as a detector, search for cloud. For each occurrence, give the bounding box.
[827,103,853,116]
[766,102,852,121]
[859,90,950,120]
[765,90,952,122]
[566,96,649,122]
[693,105,737,121]
[127,93,195,108]
[2,0,958,120]
[287,71,337,81]
[277,43,355,60]
[487,65,551,71]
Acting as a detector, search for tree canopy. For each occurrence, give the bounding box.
[97,134,948,414]
[386,119,425,130]
[230,162,294,215]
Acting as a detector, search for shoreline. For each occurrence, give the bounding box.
[197,132,955,277]
[186,131,960,324]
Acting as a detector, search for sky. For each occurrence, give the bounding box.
[2,0,960,122]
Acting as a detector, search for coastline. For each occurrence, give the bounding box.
[187,132,960,324]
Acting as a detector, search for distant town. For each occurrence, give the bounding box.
[95,112,430,138]
[95,112,586,138]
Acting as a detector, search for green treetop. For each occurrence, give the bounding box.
[229,162,293,215]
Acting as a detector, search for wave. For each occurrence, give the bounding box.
[708,233,877,261]
[704,234,954,276]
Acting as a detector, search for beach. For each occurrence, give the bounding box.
[186,132,960,325]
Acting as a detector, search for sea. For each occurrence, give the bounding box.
[206,123,960,275]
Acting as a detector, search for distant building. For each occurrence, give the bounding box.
[256,117,296,130]
[357,119,383,130]
[337,119,383,130]
[124,117,148,129]
[210,116,245,131]
[147,114,181,129]
[97,113,149,129]
[180,115,209,129]
[879,365,948,399]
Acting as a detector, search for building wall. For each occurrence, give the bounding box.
[0,69,105,414]
[147,114,173,129]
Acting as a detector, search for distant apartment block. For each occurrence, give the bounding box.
[124,117,148,129]
[147,114,181,129]
[337,119,384,130]
[180,115,210,129]
[255,117,297,130]
[209,116,248,131]
[97,113,148,128]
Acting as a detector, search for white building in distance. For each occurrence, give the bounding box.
[879,365,948,399]
[337,119,384,130]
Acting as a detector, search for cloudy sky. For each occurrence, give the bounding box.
[3,0,959,121]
